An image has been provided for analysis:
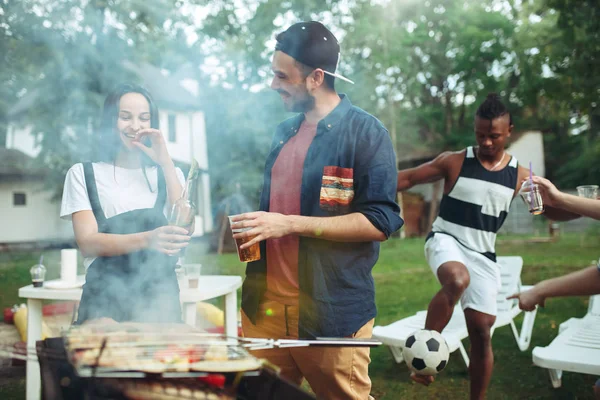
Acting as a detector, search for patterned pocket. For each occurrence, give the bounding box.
[320,166,354,213]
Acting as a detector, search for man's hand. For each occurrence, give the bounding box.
[230,212,293,250]
[507,287,545,312]
[410,372,434,386]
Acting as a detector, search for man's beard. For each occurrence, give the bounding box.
[279,86,315,113]
[289,92,315,113]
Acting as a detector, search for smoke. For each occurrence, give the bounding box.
[4,0,529,325]
[1,0,301,327]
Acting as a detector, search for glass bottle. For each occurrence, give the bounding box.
[169,160,199,231]
[169,181,195,231]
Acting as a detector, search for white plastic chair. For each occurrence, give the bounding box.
[373,304,471,367]
[373,256,537,368]
[532,294,600,388]
[493,256,538,351]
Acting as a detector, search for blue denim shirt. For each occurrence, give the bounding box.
[241,95,404,338]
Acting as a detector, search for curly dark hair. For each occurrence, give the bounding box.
[476,93,512,125]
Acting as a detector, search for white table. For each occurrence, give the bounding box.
[18,274,242,400]
[179,275,242,337]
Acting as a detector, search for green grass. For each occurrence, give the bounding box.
[1,234,598,399]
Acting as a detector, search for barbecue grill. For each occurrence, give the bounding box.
[4,322,381,400]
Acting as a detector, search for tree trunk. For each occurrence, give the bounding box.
[458,82,468,129]
[444,90,454,136]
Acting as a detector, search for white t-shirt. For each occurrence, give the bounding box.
[60,162,185,269]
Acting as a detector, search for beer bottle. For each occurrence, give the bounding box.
[169,160,199,232]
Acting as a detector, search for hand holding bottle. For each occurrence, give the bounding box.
[169,197,195,233]
[169,159,198,234]
[148,226,190,255]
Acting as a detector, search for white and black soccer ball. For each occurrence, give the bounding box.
[402,329,450,376]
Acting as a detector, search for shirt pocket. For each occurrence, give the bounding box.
[481,188,507,217]
[319,166,354,214]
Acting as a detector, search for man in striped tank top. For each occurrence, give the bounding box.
[397,94,574,399]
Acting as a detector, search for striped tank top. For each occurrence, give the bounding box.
[429,146,518,262]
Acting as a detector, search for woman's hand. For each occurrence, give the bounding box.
[132,128,173,168]
[529,176,565,208]
[507,287,546,312]
[148,226,191,255]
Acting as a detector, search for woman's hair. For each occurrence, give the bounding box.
[95,83,160,191]
[95,83,159,163]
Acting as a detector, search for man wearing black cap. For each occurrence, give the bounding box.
[230,21,403,399]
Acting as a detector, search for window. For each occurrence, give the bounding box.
[168,114,177,143]
[13,192,26,206]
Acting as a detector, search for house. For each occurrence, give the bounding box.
[1,64,212,246]
[398,131,546,237]
[0,148,73,246]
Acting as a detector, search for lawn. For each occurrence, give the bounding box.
[0,234,598,399]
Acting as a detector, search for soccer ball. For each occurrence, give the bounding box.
[402,329,450,376]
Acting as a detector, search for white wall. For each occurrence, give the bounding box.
[192,112,208,171]
[405,183,440,202]
[191,111,213,233]
[159,109,212,233]
[6,125,40,158]
[159,110,193,165]
[507,131,546,177]
[0,180,72,243]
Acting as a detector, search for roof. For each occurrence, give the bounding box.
[0,148,46,177]
[123,62,201,110]
[8,62,201,118]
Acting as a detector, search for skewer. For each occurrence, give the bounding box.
[0,330,382,377]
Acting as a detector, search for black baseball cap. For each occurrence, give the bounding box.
[275,21,354,85]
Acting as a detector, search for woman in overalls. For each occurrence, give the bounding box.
[60,83,191,324]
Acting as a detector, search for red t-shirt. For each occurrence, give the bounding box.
[265,120,318,305]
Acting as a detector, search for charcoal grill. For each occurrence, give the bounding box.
[27,323,380,400]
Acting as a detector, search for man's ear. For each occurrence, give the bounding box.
[309,69,326,90]
[508,124,514,136]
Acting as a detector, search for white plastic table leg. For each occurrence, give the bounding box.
[26,298,42,400]
[183,302,197,327]
[224,289,238,337]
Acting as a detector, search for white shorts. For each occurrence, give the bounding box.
[424,233,501,316]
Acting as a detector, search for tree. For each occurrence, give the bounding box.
[4,0,597,207]
[2,0,198,197]
[508,0,599,186]
[339,0,517,155]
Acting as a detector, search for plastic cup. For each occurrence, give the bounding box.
[519,180,544,215]
[184,264,202,289]
[228,216,261,263]
[576,185,598,199]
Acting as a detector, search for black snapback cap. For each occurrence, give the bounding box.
[275,21,354,85]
